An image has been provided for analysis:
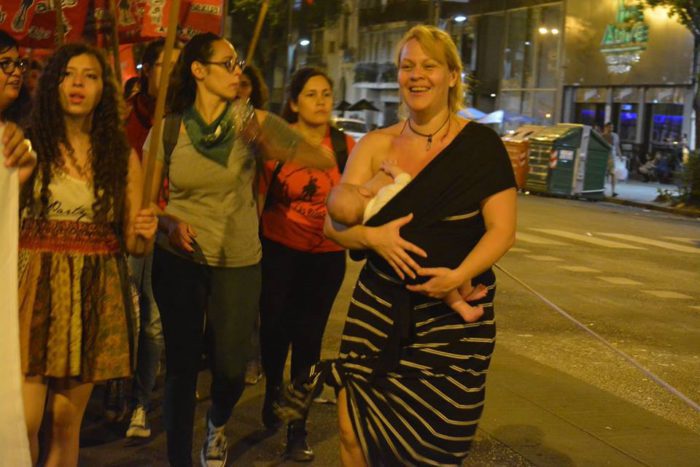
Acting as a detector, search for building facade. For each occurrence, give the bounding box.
[313,0,694,160]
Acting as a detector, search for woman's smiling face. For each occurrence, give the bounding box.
[398,38,456,115]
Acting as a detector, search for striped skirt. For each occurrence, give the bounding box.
[332,263,496,466]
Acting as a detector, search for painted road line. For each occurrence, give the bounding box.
[525,255,563,262]
[529,229,645,249]
[662,236,700,246]
[597,233,700,254]
[508,247,530,253]
[558,265,601,273]
[516,232,568,246]
[597,276,643,286]
[642,290,694,299]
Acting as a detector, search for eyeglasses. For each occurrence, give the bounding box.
[202,57,246,73]
[0,58,28,75]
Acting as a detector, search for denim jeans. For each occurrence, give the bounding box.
[152,247,261,466]
[129,252,164,411]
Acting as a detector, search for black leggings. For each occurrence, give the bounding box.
[152,247,261,466]
[259,237,346,388]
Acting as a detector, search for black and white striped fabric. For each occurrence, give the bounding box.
[331,264,496,466]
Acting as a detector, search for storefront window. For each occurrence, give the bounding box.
[575,103,605,128]
[617,103,638,141]
[502,9,530,89]
[498,3,562,129]
[650,104,683,146]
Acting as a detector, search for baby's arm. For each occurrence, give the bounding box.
[361,169,394,197]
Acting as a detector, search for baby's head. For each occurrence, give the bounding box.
[327,183,373,226]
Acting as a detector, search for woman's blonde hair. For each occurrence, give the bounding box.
[395,25,465,114]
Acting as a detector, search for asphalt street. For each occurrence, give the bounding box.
[78,194,700,466]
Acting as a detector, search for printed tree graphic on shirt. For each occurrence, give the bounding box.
[300,175,319,201]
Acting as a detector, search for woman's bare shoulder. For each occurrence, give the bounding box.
[355,122,403,151]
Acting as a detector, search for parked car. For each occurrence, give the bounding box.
[332,117,368,141]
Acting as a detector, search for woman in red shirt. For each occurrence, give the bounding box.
[259,67,354,461]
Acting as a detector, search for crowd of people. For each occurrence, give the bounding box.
[1,24,516,467]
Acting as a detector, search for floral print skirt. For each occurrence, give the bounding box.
[18,219,136,382]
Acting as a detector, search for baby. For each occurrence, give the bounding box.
[327,161,486,323]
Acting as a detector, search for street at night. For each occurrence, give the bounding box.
[79,195,700,466]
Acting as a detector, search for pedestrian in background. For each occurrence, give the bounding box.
[122,38,181,439]
[258,67,354,461]
[603,121,623,197]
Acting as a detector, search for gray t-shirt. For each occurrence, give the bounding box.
[144,122,261,267]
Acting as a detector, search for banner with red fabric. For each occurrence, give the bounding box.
[1,0,223,47]
[0,0,89,48]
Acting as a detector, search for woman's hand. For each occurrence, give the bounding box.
[365,213,426,280]
[407,266,466,299]
[167,220,197,253]
[131,208,158,242]
[2,123,36,184]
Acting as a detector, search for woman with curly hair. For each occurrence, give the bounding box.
[18,43,158,466]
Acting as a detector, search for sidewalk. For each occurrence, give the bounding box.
[605,179,700,217]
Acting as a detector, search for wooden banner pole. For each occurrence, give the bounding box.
[246,0,270,64]
[109,0,123,85]
[55,0,65,47]
[136,0,182,250]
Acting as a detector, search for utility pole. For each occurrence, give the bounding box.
[284,0,296,88]
[432,0,441,26]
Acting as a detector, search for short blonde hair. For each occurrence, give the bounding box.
[395,25,465,114]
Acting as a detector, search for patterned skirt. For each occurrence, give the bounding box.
[18,219,136,382]
[333,263,497,466]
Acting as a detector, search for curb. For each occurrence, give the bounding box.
[603,196,700,219]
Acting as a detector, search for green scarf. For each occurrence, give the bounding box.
[183,103,235,167]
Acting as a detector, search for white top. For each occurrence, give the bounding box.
[363,172,412,223]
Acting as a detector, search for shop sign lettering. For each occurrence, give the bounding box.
[600,0,649,74]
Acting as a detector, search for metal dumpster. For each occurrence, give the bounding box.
[502,125,546,189]
[526,124,611,199]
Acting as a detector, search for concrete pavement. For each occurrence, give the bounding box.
[603,179,700,218]
[79,243,700,466]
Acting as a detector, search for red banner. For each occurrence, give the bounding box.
[179,0,224,40]
[141,0,223,40]
[1,0,223,48]
[0,0,89,48]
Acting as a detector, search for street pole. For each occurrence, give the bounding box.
[284,0,295,88]
[432,0,441,26]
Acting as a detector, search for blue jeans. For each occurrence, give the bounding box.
[129,253,164,411]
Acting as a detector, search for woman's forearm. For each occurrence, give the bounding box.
[456,226,515,282]
[323,215,371,250]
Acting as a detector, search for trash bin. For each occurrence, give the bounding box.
[502,125,546,189]
[526,124,610,199]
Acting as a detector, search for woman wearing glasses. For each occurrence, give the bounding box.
[144,33,332,467]
[1,30,36,183]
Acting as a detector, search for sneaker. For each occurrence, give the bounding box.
[126,406,151,438]
[285,421,314,462]
[200,416,228,467]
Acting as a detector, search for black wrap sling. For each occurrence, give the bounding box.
[278,122,516,466]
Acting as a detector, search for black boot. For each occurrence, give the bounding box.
[285,420,314,462]
[262,384,282,430]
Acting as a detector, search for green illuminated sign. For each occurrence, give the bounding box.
[600,0,649,73]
